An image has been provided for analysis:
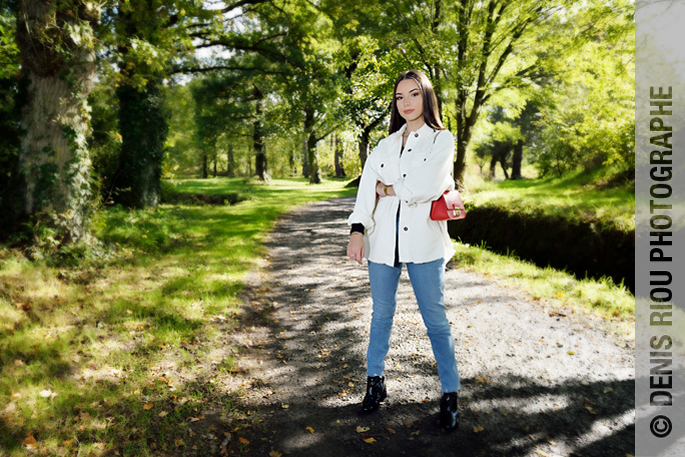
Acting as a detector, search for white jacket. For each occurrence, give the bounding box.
[348,123,456,266]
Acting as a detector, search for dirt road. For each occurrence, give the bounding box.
[227,196,635,457]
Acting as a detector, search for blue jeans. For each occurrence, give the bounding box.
[366,258,460,393]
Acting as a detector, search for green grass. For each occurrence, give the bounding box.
[0,177,355,456]
[463,165,635,232]
[0,172,637,455]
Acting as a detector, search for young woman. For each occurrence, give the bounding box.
[346,69,460,431]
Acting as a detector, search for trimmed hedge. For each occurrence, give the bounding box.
[448,205,635,293]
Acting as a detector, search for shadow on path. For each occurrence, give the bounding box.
[232,197,635,457]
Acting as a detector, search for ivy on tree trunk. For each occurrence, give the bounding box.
[16,0,100,242]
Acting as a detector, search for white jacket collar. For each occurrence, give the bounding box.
[394,123,436,141]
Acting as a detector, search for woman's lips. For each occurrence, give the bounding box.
[403,109,414,114]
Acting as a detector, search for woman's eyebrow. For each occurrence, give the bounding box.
[395,88,420,96]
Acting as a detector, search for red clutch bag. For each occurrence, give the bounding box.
[430,190,466,221]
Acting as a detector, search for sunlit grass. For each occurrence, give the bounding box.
[452,240,635,342]
[462,165,635,232]
[0,177,356,456]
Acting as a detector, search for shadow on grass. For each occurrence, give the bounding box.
[0,178,356,455]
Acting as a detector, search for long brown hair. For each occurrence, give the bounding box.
[388,69,445,135]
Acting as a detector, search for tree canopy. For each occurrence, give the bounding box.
[0,0,635,245]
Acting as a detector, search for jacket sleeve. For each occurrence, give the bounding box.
[393,130,455,205]
[347,150,381,233]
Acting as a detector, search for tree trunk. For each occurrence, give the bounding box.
[500,158,510,180]
[307,131,321,184]
[202,151,208,179]
[358,126,371,170]
[302,133,309,178]
[253,87,268,181]
[213,150,217,178]
[511,139,523,179]
[289,149,295,176]
[114,80,168,206]
[454,95,480,190]
[334,133,345,178]
[16,0,100,242]
[227,144,235,177]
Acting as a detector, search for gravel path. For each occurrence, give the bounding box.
[232,196,635,457]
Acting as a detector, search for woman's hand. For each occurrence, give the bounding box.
[376,181,395,198]
[347,233,365,264]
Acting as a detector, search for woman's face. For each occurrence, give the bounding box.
[395,78,424,124]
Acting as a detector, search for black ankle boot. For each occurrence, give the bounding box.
[440,392,460,431]
[361,376,387,412]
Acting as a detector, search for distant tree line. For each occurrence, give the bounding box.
[0,0,634,247]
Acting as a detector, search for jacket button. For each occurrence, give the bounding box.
[403,174,406,177]
[380,163,384,168]
[403,227,408,231]
[414,133,419,137]
[408,148,412,152]
[423,158,427,161]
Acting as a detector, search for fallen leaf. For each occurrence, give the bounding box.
[306,426,315,434]
[158,377,168,384]
[535,448,552,457]
[386,427,396,435]
[238,437,250,445]
[473,425,484,433]
[158,411,168,417]
[404,420,412,428]
[356,426,369,433]
[14,360,24,367]
[363,437,376,444]
[143,403,154,410]
[39,389,55,398]
[567,351,575,355]
[269,451,283,457]
[281,404,289,409]
[585,405,598,415]
[603,387,613,394]
[62,439,75,446]
[22,433,37,446]
[410,430,420,437]
[175,439,185,447]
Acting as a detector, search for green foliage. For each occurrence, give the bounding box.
[0,2,19,79]
[88,84,121,200]
[529,13,635,178]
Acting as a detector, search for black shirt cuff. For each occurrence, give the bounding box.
[350,223,364,235]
